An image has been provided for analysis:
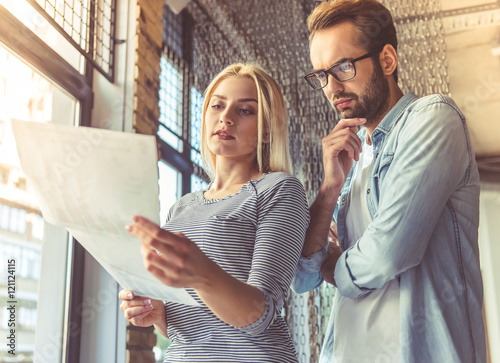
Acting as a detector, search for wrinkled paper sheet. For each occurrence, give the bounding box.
[11,120,198,306]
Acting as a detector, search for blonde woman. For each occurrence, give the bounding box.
[119,63,309,362]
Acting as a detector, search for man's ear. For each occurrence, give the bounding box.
[379,44,398,77]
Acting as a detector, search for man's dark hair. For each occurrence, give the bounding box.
[308,0,399,83]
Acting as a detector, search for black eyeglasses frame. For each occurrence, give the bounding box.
[304,46,385,90]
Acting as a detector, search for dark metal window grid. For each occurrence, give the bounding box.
[26,0,117,82]
[162,4,184,60]
[159,54,185,151]
[190,86,204,169]
[158,46,206,179]
[159,5,208,189]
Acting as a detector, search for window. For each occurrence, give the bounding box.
[0,41,81,362]
[158,161,181,225]
[158,5,208,195]
[17,0,117,80]
[190,87,204,169]
[0,2,97,361]
[159,58,184,152]
[153,5,208,360]
[1,0,82,73]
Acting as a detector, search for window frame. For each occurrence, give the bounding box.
[0,5,93,362]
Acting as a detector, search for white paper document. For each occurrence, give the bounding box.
[11,120,199,306]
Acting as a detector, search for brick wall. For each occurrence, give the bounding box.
[126,323,157,363]
[133,0,163,136]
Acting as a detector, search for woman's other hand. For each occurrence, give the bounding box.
[118,290,165,328]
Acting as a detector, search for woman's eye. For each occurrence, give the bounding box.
[240,108,253,115]
[211,104,223,109]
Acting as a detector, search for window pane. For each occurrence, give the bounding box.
[159,57,183,151]
[0,42,77,362]
[191,174,208,193]
[190,149,203,170]
[0,0,84,73]
[154,330,171,363]
[190,87,203,150]
[158,161,180,226]
[0,205,9,229]
[155,161,181,359]
[190,87,203,168]
[158,124,182,152]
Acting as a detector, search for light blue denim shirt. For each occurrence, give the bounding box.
[293,93,486,363]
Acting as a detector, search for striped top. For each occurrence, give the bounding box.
[162,172,309,363]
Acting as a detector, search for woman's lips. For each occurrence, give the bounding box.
[214,130,235,140]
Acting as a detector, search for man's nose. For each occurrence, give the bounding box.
[324,74,344,97]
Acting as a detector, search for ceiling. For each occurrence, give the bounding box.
[441,0,500,181]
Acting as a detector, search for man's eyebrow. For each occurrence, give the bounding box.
[211,94,258,103]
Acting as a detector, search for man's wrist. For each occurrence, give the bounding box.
[318,180,343,202]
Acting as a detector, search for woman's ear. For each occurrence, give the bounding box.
[379,44,398,77]
[263,130,270,143]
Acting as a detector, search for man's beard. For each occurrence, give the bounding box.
[330,62,390,127]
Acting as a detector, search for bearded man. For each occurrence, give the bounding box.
[293,1,487,362]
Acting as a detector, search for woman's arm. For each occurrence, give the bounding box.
[128,176,308,331]
[128,217,268,328]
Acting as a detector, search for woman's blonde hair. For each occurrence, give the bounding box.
[200,63,292,180]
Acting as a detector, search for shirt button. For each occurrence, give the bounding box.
[341,197,346,202]
[367,189,371,194]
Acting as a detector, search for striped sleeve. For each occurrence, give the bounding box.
[239,174,309,335]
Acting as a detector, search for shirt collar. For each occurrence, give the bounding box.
[368,92,418,145]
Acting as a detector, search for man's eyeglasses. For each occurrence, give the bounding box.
[304,46,384,90]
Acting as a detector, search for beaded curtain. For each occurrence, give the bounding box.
[186,0,450,361]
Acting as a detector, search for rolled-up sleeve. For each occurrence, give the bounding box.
[291,242,328,293]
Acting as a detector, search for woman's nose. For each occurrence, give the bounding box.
[219,110,234,124]
[219,117,234,125]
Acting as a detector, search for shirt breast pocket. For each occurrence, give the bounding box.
[202,215,256,279]
[374,152,394,184]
